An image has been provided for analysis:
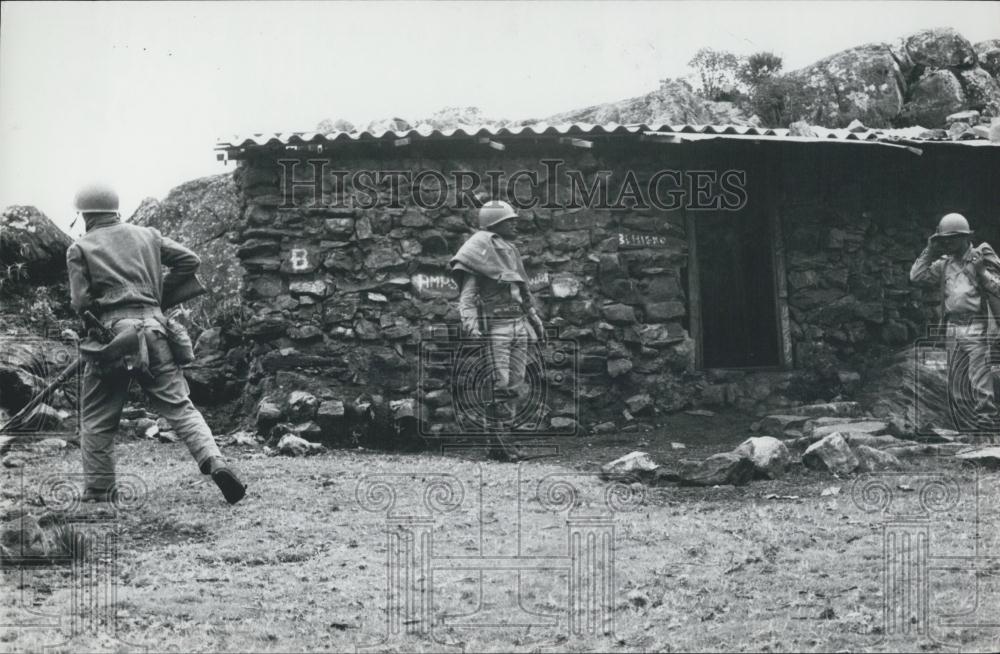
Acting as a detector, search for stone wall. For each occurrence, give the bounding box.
[777,143,999,414]
[227,140,1000,438]
[231,148,709,437]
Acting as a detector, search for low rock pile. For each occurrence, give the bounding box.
[252,388,421,455]
[601,400,997,487]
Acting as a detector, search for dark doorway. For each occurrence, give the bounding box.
[694,205,781,369]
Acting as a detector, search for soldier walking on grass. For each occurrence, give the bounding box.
[66,183,246,504]
[910,213,1000,430]
[449,201,546,459]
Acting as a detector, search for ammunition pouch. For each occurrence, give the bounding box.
[155,315,196,366]
[80,324,150,382]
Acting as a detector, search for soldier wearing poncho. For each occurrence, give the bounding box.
[910,213,1000,429]
[449,201,545,438]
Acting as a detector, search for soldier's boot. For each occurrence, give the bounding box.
[483,398,515,462]
[200,456,246,505]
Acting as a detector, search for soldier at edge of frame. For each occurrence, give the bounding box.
[910,212,1000,432]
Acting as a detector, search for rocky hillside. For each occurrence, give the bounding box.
[316,28,998,132]
[129,173,243,324]
[316,80,752,134]
[542,78,751,126]
[777,28,1000,128]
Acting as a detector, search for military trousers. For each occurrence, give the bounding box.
[945,320,997,427]
[81,318,222,491]
[483,317,533,425]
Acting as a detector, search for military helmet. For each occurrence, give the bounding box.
[478,200,518,229]
[935,212,972,237]
[74,183,119,213]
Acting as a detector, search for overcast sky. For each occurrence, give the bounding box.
[2,1,999,235]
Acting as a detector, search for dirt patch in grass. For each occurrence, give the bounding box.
[1,431,998,652]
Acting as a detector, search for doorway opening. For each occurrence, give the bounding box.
[693,207,782,369]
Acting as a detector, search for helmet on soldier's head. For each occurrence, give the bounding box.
[74,183,119,213]
[478,200,518,230]
[935,213,972,237]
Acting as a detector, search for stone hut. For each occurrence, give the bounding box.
[215,123,1000,437]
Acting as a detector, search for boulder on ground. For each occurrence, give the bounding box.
[802,432,860,476]
[791,401,864,418]
[811,420,891,441]
[31,438,68,452]
[228,430,258,447]
[854,445,905,472]
[275,433,324,457]
[758,415,809,435]
[955,447,1000,469]
[733,436,791,479]
[256,397,283,428]
[0,515,50,562]
[600,451,659,483]
[840,433,903,449]
[625,394,654,416]
[883,442,970,458]
[673,453,756,487]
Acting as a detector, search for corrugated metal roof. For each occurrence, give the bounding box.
[215,122,997,154]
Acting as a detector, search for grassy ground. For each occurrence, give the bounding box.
[1,411,998,653]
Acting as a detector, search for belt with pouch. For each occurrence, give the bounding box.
[81,305,168,381]
[99,304,195,366]
[98,303,165,325]
[482,302,525,319]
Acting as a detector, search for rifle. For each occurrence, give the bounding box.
[0,312,111,452]
[0,273,206,451]
[82,310,115,344]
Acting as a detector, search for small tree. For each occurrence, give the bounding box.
[687,48,742,101]
[739,51,784,90]
[750,75,802,127]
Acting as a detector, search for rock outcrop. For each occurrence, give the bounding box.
[976,39,1000,78]
[783,44,906,128]
[0,206,75,351]
[544,78,751,126]
[781,28,1000,128]
[0,206,72,284]
[129,173,242,322]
